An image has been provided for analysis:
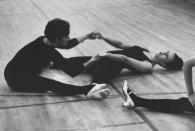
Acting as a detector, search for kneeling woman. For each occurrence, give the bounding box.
[88,33,183,84]
[122,57,195,113]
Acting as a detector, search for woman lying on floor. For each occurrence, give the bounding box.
[122,57,195,113]
[86,33,183,84]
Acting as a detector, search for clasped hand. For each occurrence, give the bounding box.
[87,32,103,39]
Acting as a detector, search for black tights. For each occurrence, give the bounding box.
[5,74,93,96]
[4,56,94,96]
[87,58,123,83]
[130,93,195,113]
[4,56,123,95]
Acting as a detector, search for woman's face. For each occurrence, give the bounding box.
[155,51,176,64]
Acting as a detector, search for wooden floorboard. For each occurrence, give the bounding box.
[136,94,195,131]
[112,71,186,95]
[1,0,195,130]
[0,97,144,131]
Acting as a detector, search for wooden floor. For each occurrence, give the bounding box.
[1,0,195,130]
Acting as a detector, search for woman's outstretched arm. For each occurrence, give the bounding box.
[184,57,195,108]
[96,33,135,49]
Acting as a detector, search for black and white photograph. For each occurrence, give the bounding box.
[1,0,195,130]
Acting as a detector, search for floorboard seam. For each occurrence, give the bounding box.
[137,92,187,95]
[29,0,50,19]
[0,94,119,97]
[0,95,119,110]
[59,122,146,131]
[109,82,158,131]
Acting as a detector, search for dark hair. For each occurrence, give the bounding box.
[44,18,70,42]
[164,54,183,70]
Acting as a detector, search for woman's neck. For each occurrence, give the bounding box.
[143,51,158,65]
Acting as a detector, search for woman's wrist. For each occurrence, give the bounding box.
[85,33,91,40]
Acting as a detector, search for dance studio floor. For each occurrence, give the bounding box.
[1,0,195,130]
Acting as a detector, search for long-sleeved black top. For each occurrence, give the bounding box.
[6,36,84,77]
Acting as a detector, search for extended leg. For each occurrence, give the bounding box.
[6,75,93,96]
[91,60,123,83]
[131,94,195,113]
[122,81,195,113]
